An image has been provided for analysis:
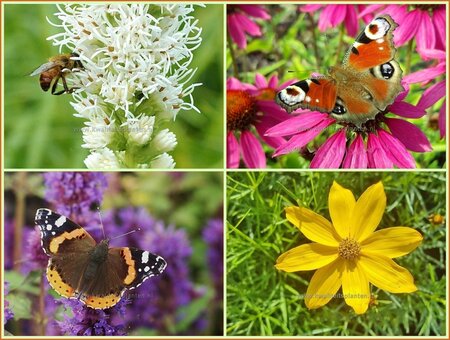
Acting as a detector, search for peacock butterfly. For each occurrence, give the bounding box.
[276,15,404,126]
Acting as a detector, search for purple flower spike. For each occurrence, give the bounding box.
[203,219,224,300]
[43,172,107,228]
[56,298,128,336]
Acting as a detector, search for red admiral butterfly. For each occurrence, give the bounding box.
[35,208,167,309]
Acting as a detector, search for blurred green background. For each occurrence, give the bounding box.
[4,4,224,168]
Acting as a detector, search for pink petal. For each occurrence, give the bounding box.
[384,5,408,24]
[416,11,436,51]
[239,5,271,19]
[227,14,247,49]
[403,64,445,84]
[416,48,446,61]
[254,73,268,89]
[390,101,426,118]
[265,112,333,137]
[367,133,394,168]
[240,130,266,168]
[439,99,446,139]
[378,129,416,168]
[344,5,358,36]
[273,118,334,157]
[227,132,240,168]
[236,13,262,36]
[342,134,368,168]
[258,100,291,120]
[417,80,446,109]
[385,118,432,152]
[227,77,245,90]
[393,10,420,46]
[358,4,384,17]
[432,7,446,50]
[328,6,347,27]
[310,129,347,168]
[318,6,342,31]
[256,120,286,149]
[300,5,323,13]
[268,75,279,89]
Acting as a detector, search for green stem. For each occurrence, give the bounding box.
[227,30,240,79]
[335,24,345,66]
[405,39,414,74]
[308,14,321,70]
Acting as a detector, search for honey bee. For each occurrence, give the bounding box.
[29,53,83,95]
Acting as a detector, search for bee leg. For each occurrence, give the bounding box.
[61,74,80,94]
[51,75,67,96]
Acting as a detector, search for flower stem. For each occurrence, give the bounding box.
[307,14,320,70]
[227,31,239,79]
[335,24,345,66]
[405,39,414,74]
[13,172,27,272]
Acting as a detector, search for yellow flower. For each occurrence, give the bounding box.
[275,181,423,314]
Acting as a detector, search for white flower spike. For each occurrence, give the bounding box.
[47,4,203,168]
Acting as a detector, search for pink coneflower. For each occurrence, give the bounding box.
[227,74,293,168]
[266,86,432,169]
[227,5,270,49]
[300,5,371,36]
[404,48,446,139]
[359,5,446,57]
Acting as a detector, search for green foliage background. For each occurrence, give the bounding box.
[227,5,446,168]
[4,4,223,168]
[226,171,446,335]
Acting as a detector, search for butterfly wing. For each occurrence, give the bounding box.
[276,77,337,114]
[79,247,167,309]
[333,15,404,123]
[35,209,97,300]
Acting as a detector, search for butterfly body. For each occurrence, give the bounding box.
[35,208,167,309]
[277,15,403,126]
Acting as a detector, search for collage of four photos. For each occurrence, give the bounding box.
[2,2,448,338]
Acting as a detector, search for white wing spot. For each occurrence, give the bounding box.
[305,96,311,103]
[315,98,320,103]
[55,216,66,228]
[141,251,149,263]
[379,47,384,50]
[46,225,52,231]
[138,268,142,272]
[52,231,56,235]
[144,266,150,272]
[376,38,384,44]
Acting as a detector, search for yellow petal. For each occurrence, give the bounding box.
[275,243,338,272]
[361,227,423,258]
[305,260,343,310]
[350,182,386,242]
[359,253,417,293]
[328,181,356,239]
[285,206,340,247]
[341,261,370,314]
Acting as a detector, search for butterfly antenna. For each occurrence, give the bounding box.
[97,207,106,240]
[110,228,142,241]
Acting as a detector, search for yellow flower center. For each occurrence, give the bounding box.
[227,90,257,131]
[338,237,361,260]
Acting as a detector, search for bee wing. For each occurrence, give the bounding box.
[29,62,59,77]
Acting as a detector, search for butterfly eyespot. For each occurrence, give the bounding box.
[379,62,395,79]
[332,98,347,115]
